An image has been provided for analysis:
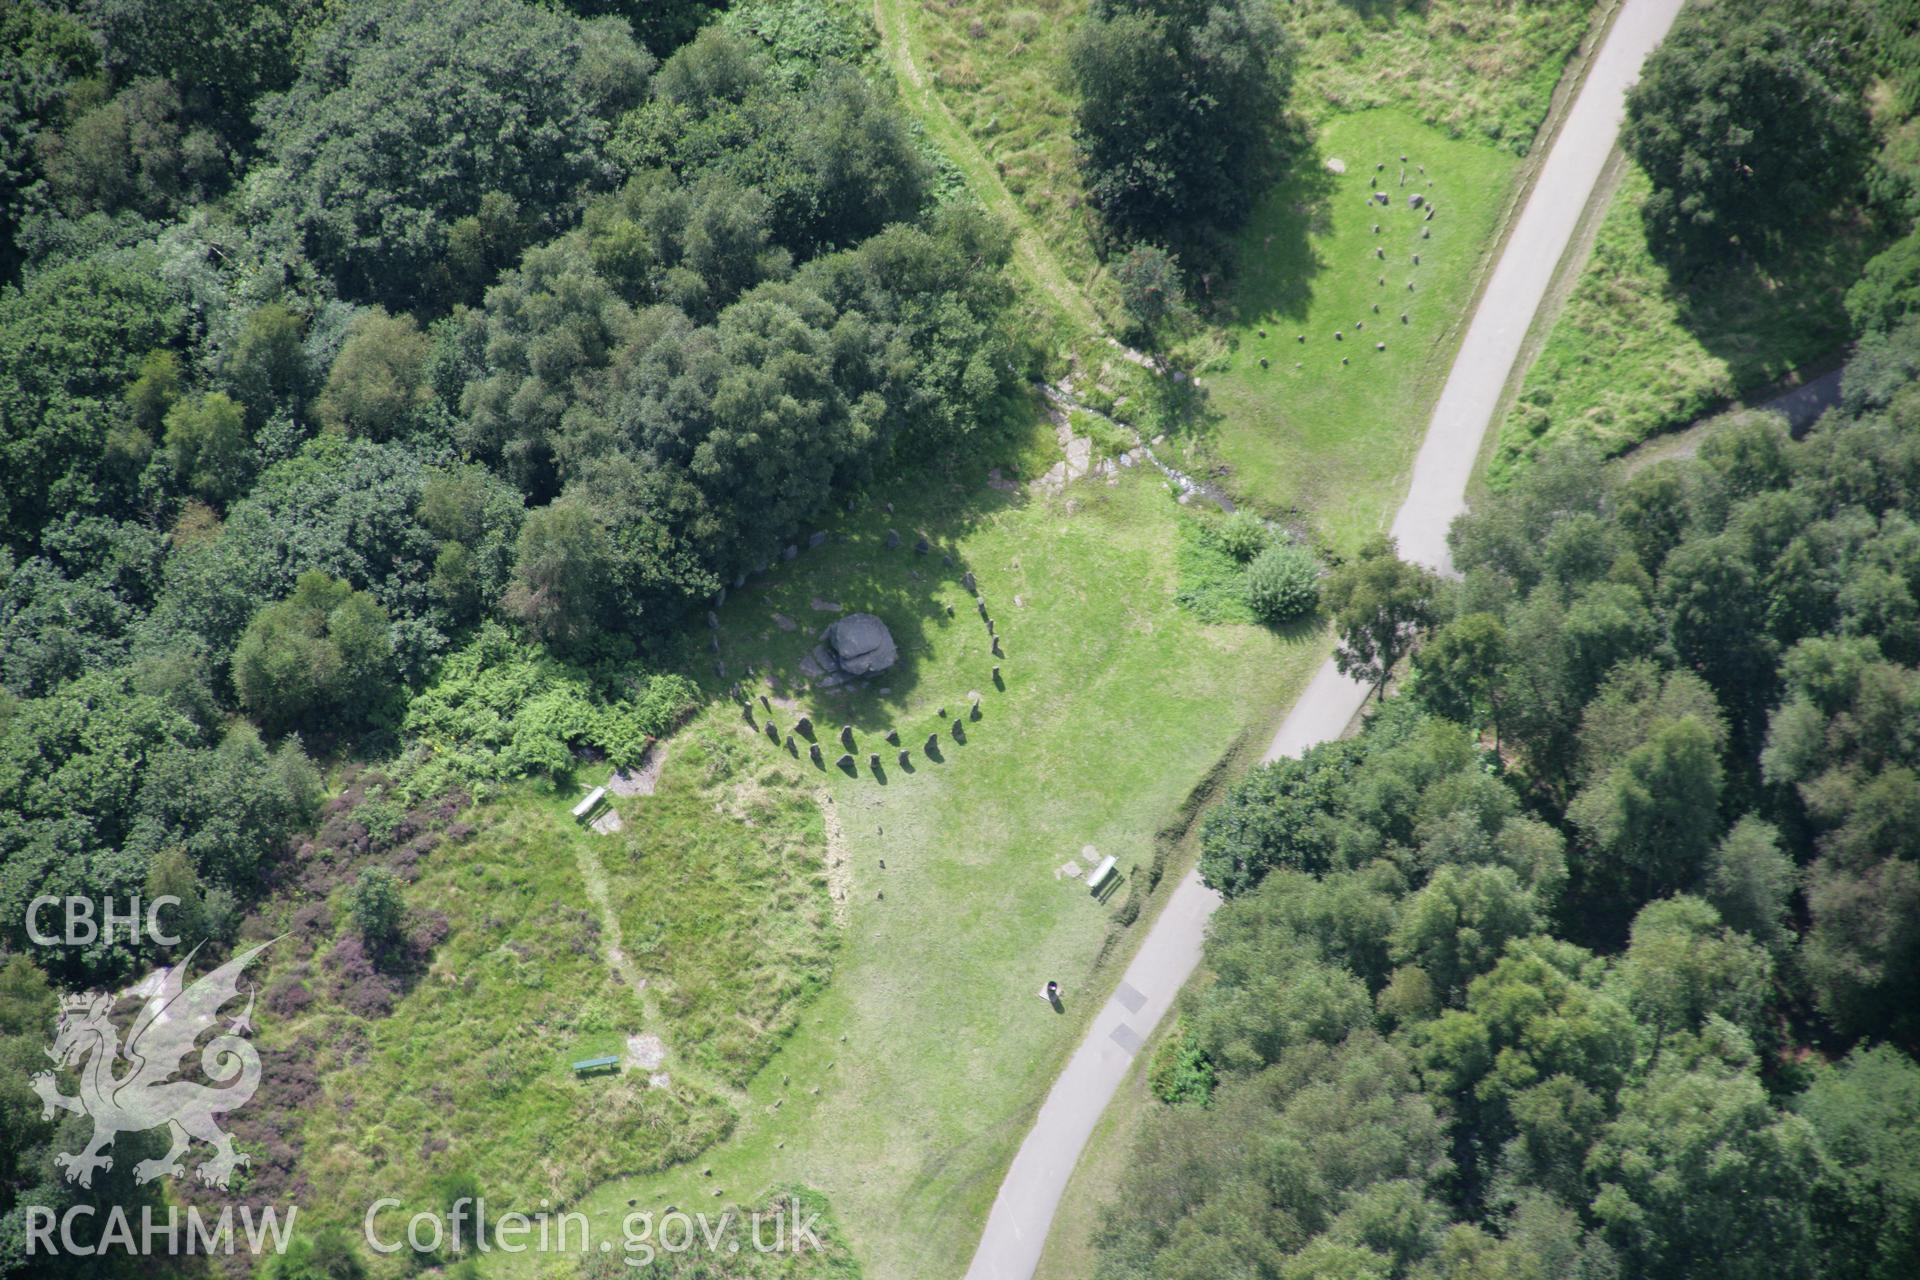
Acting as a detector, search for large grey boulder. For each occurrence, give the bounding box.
[818,613,897,678]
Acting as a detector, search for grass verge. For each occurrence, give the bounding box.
[1493,162,1880,479]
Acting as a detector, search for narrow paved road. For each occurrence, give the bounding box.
[961,1,1685,1275]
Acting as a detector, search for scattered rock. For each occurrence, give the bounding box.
[773,611,797,632]
[808,531,828,550]
[782,544,798,561]
[627,1034,667,1071]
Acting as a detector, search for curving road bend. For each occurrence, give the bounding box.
[961,0,1686,1275]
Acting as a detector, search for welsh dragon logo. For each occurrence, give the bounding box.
[30,941,274,1189]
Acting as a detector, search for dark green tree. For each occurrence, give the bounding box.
[162,390,250,505]
[1067,0,1293,253]
[1799,1045,1920,1280]
[1324,536,1440,699]
[230,571,393,734]
[256,0,650,308]
[1622,0,1872,270]
[1588,1052,1821,1280]
[313,309,436,441]
[348,866,405,952]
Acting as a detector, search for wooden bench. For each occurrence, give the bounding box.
[1086,855,1118,894]
[571,786,607,823]
[571,1055,621,1076]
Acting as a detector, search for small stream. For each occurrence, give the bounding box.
[1038,381,1238,513]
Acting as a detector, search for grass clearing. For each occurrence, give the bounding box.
[602,726,835,1090]
[1190,109,1519,551]
[483,469,1328,1280]
[1494,163,1880,479]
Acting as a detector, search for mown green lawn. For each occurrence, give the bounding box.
[479,469,1327,1279]
[1493,163,1878,479]
[1195,109,1519,552]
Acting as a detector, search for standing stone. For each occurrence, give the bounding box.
[714,660,726,678]
[713,587,727,608]
[925,733,940,754]
[836,753,854,771]
[796,715,813,738]
[760,693,771,710]
[898,749,911,767]
[962,570,977,596]
[913,535,930,556]
[992,637,1004,658]
[809,531,828,550]
[782,544,798,561]
[840,725,855,750]
[786,735,798,755]
[977,599,989,619]
[709,635,721,654]
[986,618,995,636]
[743,704,756,725]
[809,743,823,766]
[885,529,901,549]
[992,664,1001,682]
[885,729,900,746]
[952,718,965,739]
[766,721,780,743]
[707,611,720,630]
[733,573,747,589]
[868,753,880,771]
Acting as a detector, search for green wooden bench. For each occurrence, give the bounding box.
[571,1055,621,1076]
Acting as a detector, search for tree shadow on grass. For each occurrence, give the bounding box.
[1226,131,1338,329]
[1660,214,1878,400]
